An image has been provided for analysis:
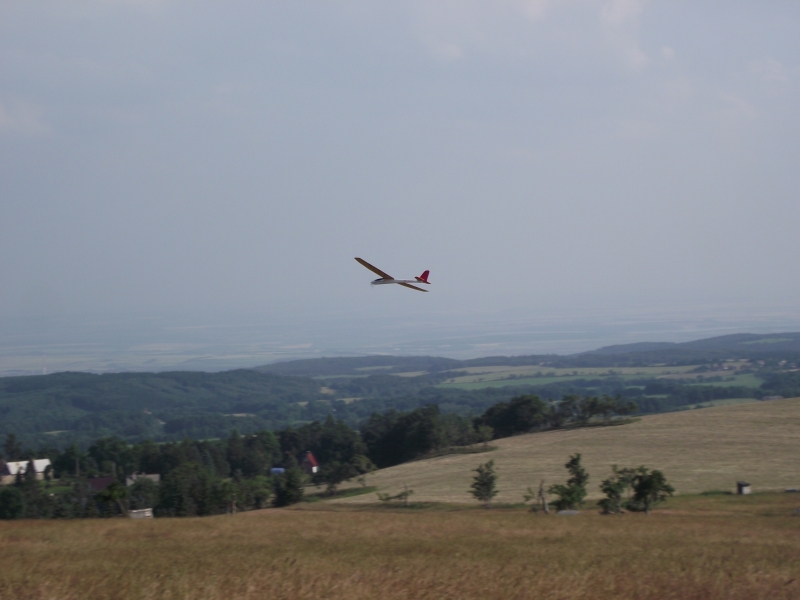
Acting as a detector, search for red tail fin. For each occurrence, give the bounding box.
[415,270,430,284]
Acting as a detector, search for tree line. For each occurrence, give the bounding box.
[0,393,637,519]
[468,454,674,515]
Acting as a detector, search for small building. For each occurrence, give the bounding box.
[737,481,752,495]
[129,508,154,519]
[0,459,51,485]
[301,451,319,475]
[88,476,116,493]
[125,473,161,487]
[270,468,286,475]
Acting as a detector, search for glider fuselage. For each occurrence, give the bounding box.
[371,278,423,286]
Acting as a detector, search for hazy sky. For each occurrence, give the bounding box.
[2,1,799,351]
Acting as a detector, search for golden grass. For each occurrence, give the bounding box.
[336,398,800,504]
[2,494,799,600]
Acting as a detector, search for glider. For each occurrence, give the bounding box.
[355,257,431,292]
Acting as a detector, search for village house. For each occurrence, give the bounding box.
[0,459,51,485]
[301,451,319,475]
[88,476,116,493]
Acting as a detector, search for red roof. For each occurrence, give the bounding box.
[301,452,318,467]
[88,476,116,492]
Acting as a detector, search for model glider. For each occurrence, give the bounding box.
[355,257,430,292]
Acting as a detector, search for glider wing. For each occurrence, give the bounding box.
[398,282,428,292]
[355,257,393,280]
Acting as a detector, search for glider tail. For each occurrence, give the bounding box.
[415,270,430,284]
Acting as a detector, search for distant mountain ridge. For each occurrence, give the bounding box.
[593,333,800,354]
[256,332,800,375]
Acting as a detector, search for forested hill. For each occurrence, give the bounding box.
[3,332,800,450]
[577,333,800,365]
[0,370,329,447]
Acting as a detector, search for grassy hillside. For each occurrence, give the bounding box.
[1,494,799,600]
[334,397,800,504]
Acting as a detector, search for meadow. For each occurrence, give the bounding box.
[1,494,799,600]
[335,397,800,504]
[436,364,764,390]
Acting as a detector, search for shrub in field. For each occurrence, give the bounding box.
[523,480,550,514]
[629,468,674,515]
[598,466,637,515]
[377,484,414,506]
[469,460,498,508]
[548,453,588,511]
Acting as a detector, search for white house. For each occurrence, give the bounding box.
[0,459,52,485]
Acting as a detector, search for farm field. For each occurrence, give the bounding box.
[334,397,800,504]
[1,494,799,600]
[702,373,764,387]
[435,364,764,390]
[439,365,695,389]
[438,373,617,389]
[451,365,698,377]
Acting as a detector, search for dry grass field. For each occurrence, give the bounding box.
[1,494,799,600]
[335,397,800,504]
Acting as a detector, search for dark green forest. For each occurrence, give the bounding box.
[2,332,799,450]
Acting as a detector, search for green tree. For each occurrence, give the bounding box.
[315,453,375,496]
[236,476,272,510]
[469,460,498,508]
[0,487,25,520]
[88,437,135,480]
[17,459,53,519]
[128,478,159,510]
[97,481,129,516]
[273,467,304,507]
[54,443,84,477]
[630,468,674,515]
[549,453,589,511]
[598,465,636,514]
[3,434,22,461]
[478,395,547,438]
[377,484,414,507]
[476,425,494,448]
[316,461,356,496]
[158,462,219,517]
